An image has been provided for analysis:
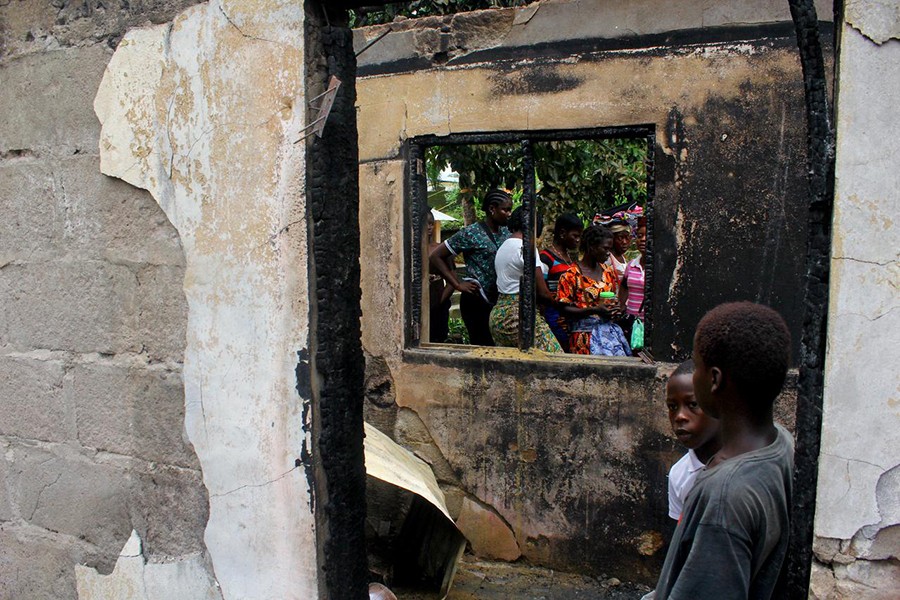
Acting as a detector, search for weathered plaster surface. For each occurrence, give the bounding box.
[76,530,220,599]
[94,2,316,598]
[845,0,900,45]
[812,20,900,598]
[354,0,833,69]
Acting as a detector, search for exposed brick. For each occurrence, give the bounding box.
[0,162,63,264]
[0,0,206,57]
[71,363,197,469]
[129,464,208,558]
[0,356,74,442]
[0,522,108,600]
[0,441,12,520]
[6,443,132,556]
[0,261,139,354]
[55,156,185,267]
[135,265,187,362]
[0,47,109,157]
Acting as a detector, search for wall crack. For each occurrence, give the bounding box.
[217,5,279,45]
[209,465,299,498]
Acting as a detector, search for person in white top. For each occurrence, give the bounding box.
[665,359,721,521]
[489,207,563,353]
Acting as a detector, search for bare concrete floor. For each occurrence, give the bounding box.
[393,555,652,599]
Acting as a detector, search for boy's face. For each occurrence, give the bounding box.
[666,373,718,449]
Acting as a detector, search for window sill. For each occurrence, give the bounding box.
[404,345,658,380]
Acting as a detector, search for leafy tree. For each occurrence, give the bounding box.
[428,144,523,224]
[426,139,647,225]
[534,139,647,222]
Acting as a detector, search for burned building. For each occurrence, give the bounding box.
[0,0,897,599]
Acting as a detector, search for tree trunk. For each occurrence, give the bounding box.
[460,171,477,225]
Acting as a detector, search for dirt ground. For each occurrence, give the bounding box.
[392,555,653,600]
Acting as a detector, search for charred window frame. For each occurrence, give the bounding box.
[406,126,655,354]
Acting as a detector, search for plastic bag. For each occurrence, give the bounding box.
[630,318,644,351]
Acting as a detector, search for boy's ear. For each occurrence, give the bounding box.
[710,366,723,394]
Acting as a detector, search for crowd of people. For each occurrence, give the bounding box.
[427,188,646,356]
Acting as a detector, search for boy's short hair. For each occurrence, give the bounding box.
[671,359,695,378]
[695,302,791,407]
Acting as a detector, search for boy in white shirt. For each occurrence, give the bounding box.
[665,359,720,521]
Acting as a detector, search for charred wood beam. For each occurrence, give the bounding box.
[784,0,836,597]
[305,2,368,599]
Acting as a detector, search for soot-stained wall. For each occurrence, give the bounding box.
[356,3,831,364]
[355,0,820,581]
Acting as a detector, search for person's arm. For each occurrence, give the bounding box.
[555,269,613,319]
[617,267,630,311]
[666,524,752,599]
[438,253,457,303]
[429,242,478,295]
[535,266,556,306]
[667,468,682,521]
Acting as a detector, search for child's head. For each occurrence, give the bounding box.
[692,302,791,420]
[666,359,719,455]
[425,209,436,237]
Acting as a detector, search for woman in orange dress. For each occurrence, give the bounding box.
[556,225,631,355]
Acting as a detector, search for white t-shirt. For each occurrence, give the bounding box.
[667,449,706,520]
[606,253,627,282]
[494,237,541,295]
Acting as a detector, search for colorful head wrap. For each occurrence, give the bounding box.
[592,202,644,236]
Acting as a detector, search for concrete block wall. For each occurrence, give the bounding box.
[0,3,208,598]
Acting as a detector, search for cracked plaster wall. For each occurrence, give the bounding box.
[89,1,318,598]
[810,6,900,598]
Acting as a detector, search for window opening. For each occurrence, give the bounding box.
[410,127,654,358]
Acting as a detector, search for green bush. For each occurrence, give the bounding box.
[446,317,470,345]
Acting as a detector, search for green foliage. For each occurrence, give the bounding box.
[350,1,530,27]
[427,144,523,224]
[534,139,647,222]
[430,143,522,196]
[446,317,470,344]
[425,139,647,225]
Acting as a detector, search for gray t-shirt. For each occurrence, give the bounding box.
[653,425,794,600]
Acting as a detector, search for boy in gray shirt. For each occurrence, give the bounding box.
[651,302,793,599]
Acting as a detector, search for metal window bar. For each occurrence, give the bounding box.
[519,140,536,351]
[408,143,427,348]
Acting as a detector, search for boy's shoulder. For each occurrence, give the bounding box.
[688,426,794,527]
[668,449,704,481]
